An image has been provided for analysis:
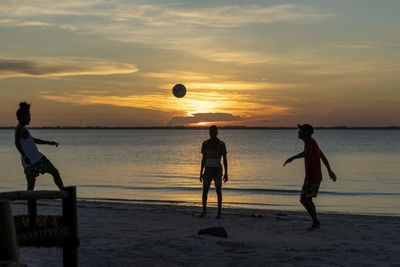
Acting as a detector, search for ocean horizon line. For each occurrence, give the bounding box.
[1,126,400,130]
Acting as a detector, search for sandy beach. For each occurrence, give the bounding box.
[8,200,399,266]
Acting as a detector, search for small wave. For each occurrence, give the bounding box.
[81,197,188,204]
[78,184,400,197]
[79,197,294,208]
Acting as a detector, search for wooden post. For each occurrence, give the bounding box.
[28,198,37,229]
[0,199,19,262]
[62,186,78,267]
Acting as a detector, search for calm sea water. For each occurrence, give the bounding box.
[1,129,399,215]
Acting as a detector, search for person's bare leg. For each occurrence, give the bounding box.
[46,166,64,190]
[199,187,209,217]
[300,195,320,228]
[27,177,36,215]
[27,177,35,191]
[216,186,222,219]
[309,199,317,218]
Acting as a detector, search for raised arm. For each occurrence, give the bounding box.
[321,151,337,181]
[283,149,310,167]
[33,137,58,147]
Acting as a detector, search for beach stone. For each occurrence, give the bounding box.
[198,227,228,238]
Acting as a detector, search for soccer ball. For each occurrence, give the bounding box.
[172,84,186,98]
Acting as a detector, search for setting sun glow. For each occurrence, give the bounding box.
[0,1,399,127]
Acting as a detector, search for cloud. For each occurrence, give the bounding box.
[337,44,377,49]
[0,2,332,65]
[38,72,294,117]
[0,18,54,27]
[82,4,331,64]
[162,4,331,27]
[0,57,138,78]
[145,71,305,90]
[0,2,331,27]
[23,100,172,127]
[337,42,400,49]
[0,19,16,24]
[167,112,242,126]
[0,18,78,31]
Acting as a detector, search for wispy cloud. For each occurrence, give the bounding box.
[0,18,53,27]
[0,2,331,26]
[0,1,332,65]
[145,71,305,91]
[337,42,400,49]
[0,57,138,78]
[0,18,78,31]
[337,44,377,49]
[154,4,332,28]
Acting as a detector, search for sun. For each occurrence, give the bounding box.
[197,122,207,126]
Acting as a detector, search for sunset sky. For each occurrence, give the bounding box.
[1,0,399,127]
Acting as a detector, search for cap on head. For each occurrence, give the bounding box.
[297,123,314,135]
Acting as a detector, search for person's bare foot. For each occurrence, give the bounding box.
[307,223,320,230]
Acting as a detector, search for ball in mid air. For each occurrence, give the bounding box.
[172,84,186,98]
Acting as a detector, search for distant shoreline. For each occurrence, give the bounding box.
[0,126,399,130]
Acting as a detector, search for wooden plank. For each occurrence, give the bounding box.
[0,190,69,201]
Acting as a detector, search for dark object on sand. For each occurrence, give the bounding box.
[198,227,228,238]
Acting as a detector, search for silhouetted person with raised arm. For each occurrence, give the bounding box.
[199,125,228,219]
[14,102,65,191]
[284,124,336,230]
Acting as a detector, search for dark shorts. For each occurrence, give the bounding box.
[24,156,55,182]
[301,182,320,198]
[203,167,222,188]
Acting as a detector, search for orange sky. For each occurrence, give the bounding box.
[1,1,400,127]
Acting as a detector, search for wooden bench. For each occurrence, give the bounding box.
[0,186,79,267]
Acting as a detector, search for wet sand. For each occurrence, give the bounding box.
[10,200,400,266]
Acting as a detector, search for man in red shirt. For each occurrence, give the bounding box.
[284,124,336,229]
